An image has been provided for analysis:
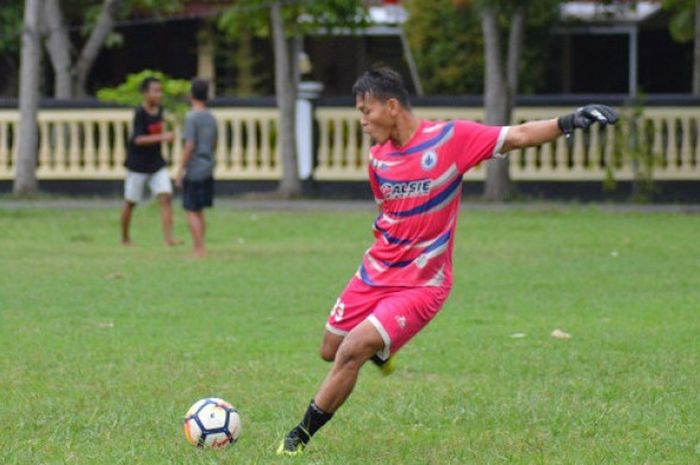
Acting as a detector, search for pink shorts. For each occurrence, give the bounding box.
[326,278,451,360]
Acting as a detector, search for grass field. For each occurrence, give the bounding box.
[0,203,698,465]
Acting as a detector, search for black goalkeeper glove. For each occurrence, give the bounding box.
[557,104,619,136]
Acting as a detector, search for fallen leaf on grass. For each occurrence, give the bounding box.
[105,272,125,280]
[551,328,572,339]
[510,332,526,339]
[97,321,114,329]
[68,234,93,243]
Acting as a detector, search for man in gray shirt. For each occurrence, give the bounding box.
[176,78,218,258]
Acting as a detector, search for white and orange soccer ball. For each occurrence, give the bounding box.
[183,398,241,448]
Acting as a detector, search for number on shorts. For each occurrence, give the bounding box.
[330,299,345,322]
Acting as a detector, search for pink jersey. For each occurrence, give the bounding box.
[358,119,508,288]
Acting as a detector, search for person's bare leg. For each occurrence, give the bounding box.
[199,210,206,239]
[120,201,136,245]
[321,326,390,371]
[313,320,384,413]
[186,210,206,257]
[319,330,344,362]
[158,194,181,246]
[278,320,385,455]
[198,211,206,254]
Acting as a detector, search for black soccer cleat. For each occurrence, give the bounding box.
[276,428,308,456]
[370,354,397,376]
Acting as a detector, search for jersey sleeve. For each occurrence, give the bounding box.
[131,107,147,139]
[367,152,383,205]
[451,120,509,173]
[182,113,196,144]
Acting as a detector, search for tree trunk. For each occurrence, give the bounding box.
[44,0,73,99]
[271,2,301,197]
[292,36,302,92]
[693,0,700,95]
[506,6,526,110]
[15,0,43,195]
[74,0,123,97]
[481,8,511,201]
[481,6,527,202]
[42,0,122,98]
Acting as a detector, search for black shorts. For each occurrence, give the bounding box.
[182,177,214,211]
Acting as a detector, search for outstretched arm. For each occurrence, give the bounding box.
[501,104,618,153]
[133,132,174,146]
[501,118,560,153]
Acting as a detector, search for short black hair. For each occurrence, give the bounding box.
[140,76,160,93]
[190,78,209,101]
[352,67,410,108]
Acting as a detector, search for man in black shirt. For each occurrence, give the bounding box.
[121,76,181,246]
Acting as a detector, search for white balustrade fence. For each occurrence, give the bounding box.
[0,105,698,182]
[314,106,700,181]
[0,107,280,180]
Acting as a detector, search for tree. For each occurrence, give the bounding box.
[41,0,124,98]
[475,0,560,201]
[404,0,558,95]
[40,0,185,98]
[404,0,485,94]
[219,0,368,197]
[15,0,43,194]
[96,69,191,119]
[479,2,525,200]
[405,0,560,200]
[663,0,700,95]
[269,1,300,196]
[695,1,699,94]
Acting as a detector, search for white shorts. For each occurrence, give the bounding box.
[124,167,173,204]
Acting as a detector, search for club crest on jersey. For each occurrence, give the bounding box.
[380,179,431,200]
[421,150,438,171]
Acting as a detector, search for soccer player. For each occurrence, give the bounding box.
[277,67,618,456]
[175,78,218,258]
[120,76,180,246]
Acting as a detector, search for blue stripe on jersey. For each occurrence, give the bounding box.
[380,230,452,268]
[384,232,413,245]
[372,213,383,231]
[373,170,427,187]
[359,263,375,285]
[373,217,386,233]
[389,176,462,218]
[387,122,454,157]
[424,230,452,253]
[382,259,414,268]
[374,219,414,245]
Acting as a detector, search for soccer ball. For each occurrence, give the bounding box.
[183,398,241,448]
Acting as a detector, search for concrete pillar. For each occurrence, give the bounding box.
[197,32,216,98]
[296,81,323,179]
[629,26,638,97]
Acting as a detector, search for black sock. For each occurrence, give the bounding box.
[370,354,387,367]
[290,400,333,444]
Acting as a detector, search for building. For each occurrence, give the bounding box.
[555,1,694,94]
[0,1,692,98]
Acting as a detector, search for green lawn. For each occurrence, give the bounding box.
[0,204,698,465]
